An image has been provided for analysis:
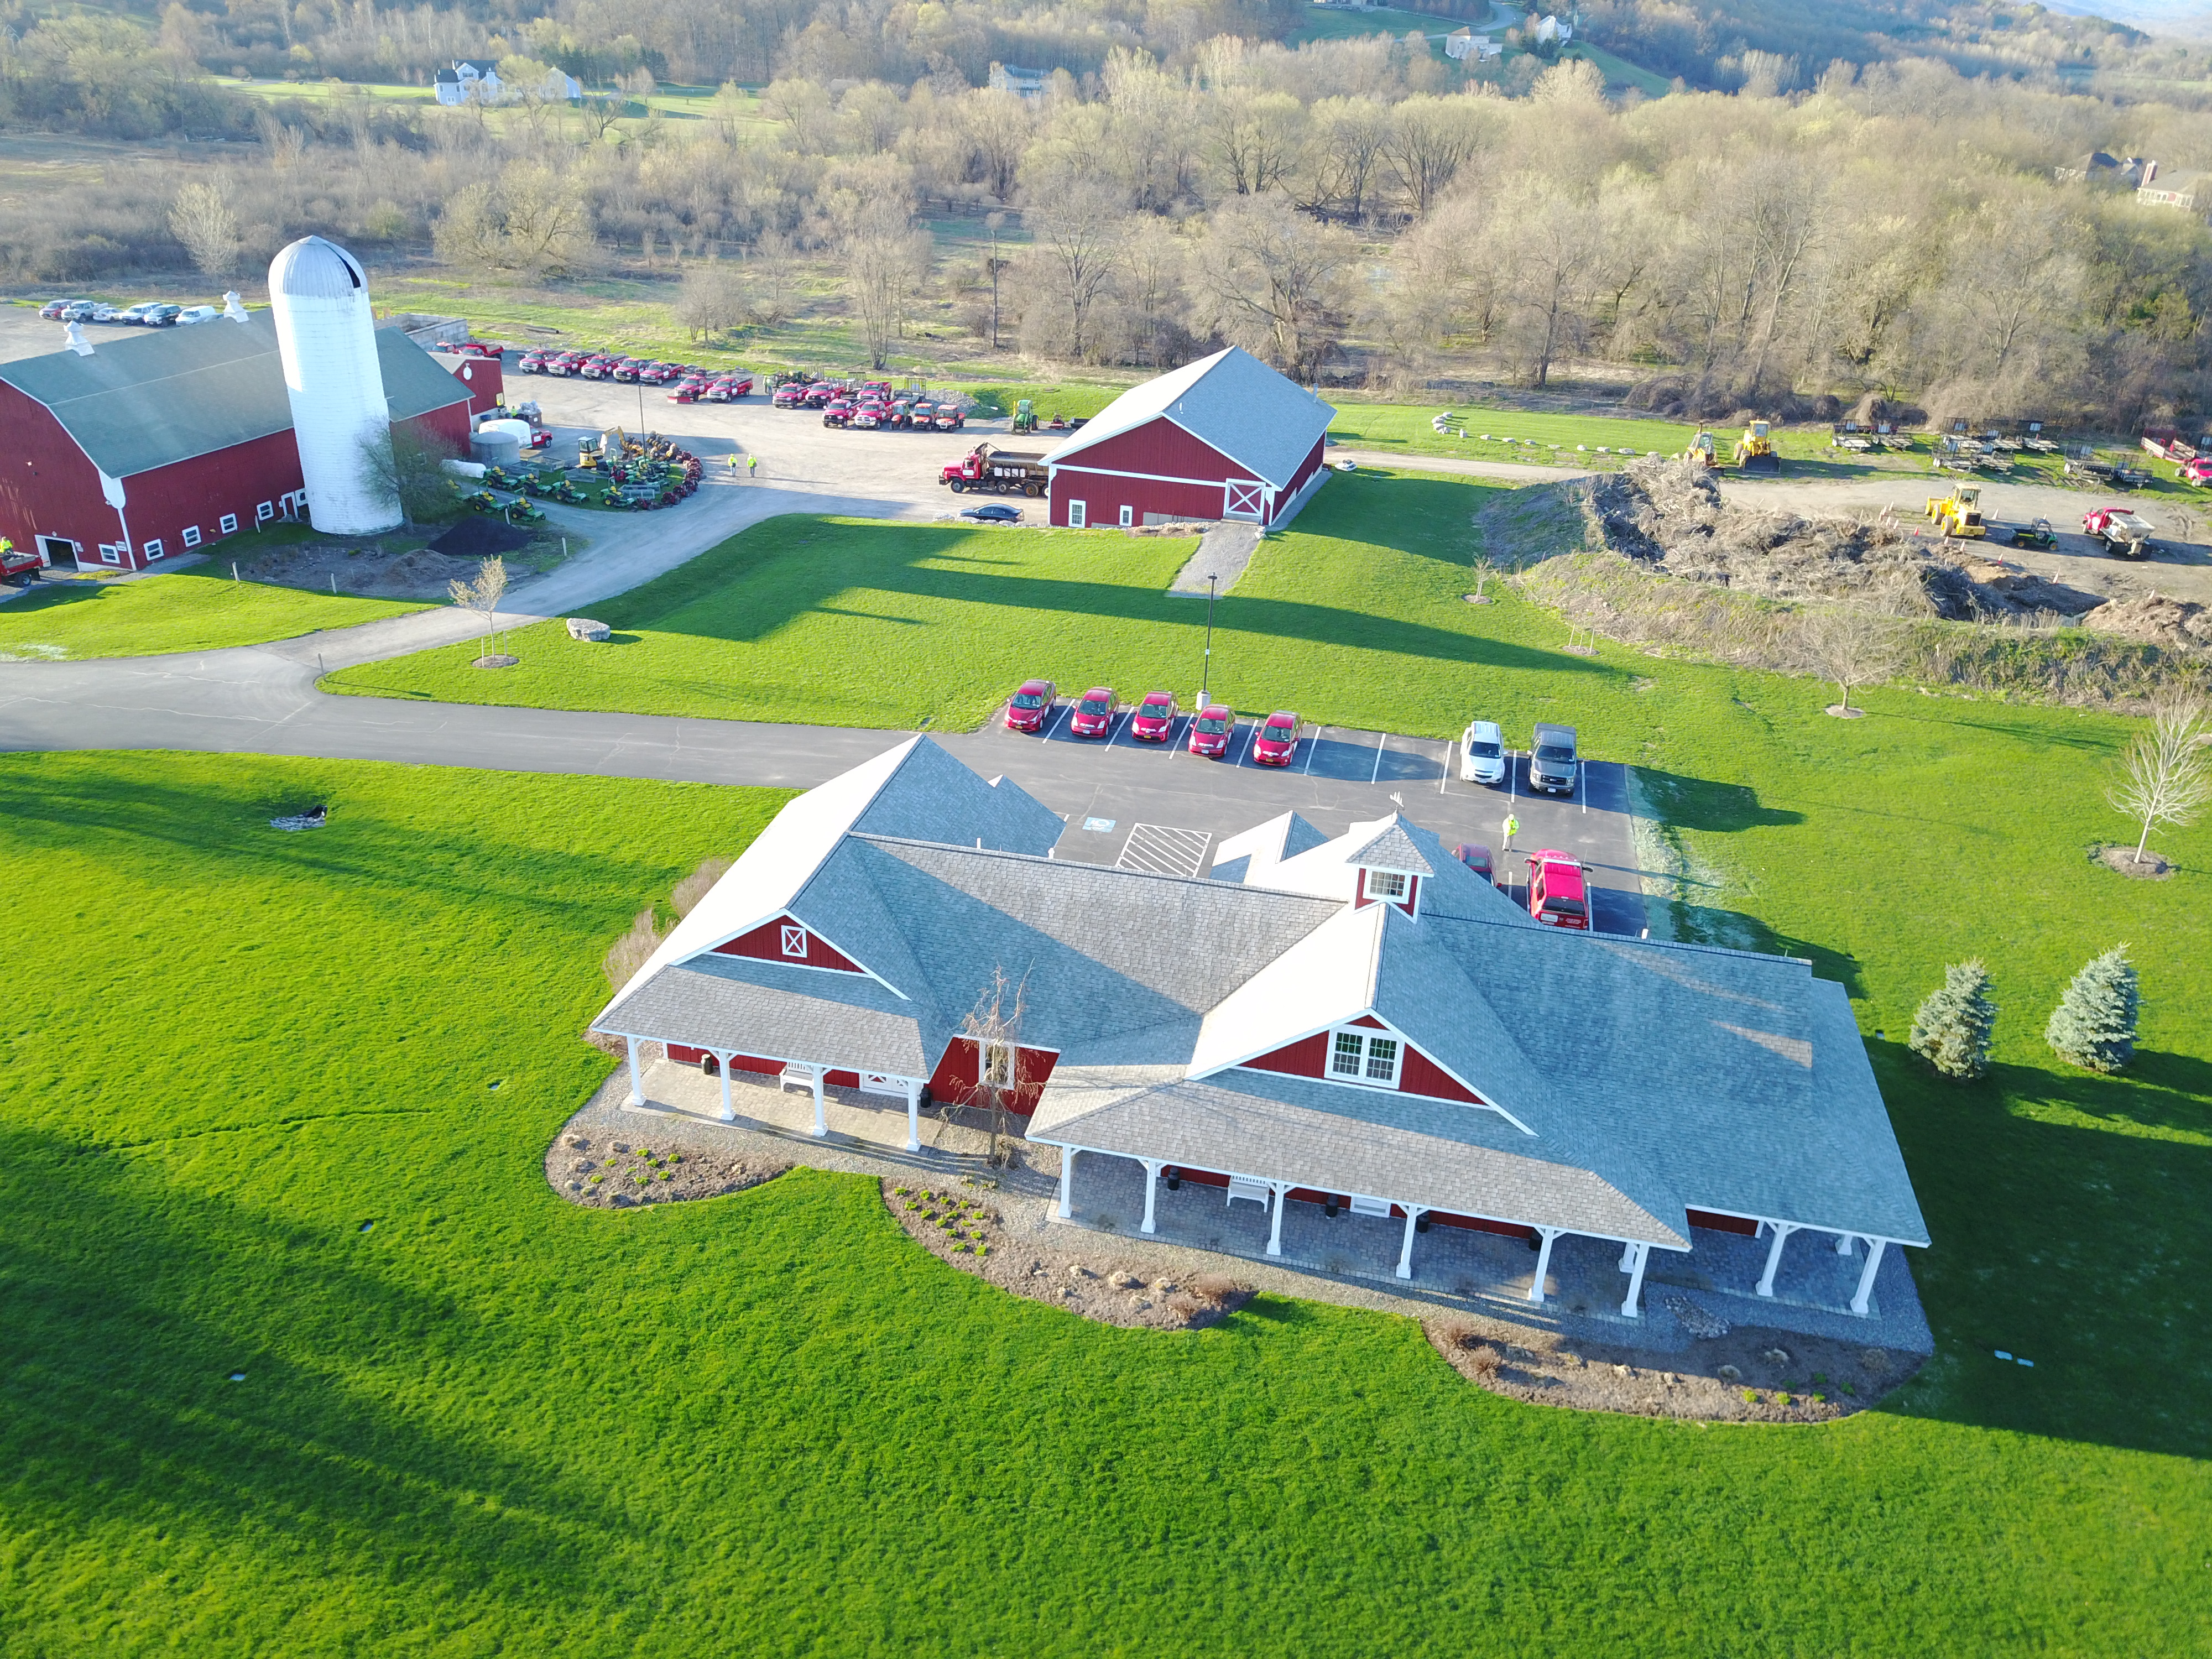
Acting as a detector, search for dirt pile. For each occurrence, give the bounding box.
[1584,456,2105,623]
[2080,590,2212,651]
[241,540,498,601]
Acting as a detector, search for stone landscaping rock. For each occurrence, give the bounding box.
[1108,1270,1141,1289]
[566,617,611,642]
[1718,1365,1741,1381]
[1663,1293,1730,1339]
[1762,1347,1791,1365]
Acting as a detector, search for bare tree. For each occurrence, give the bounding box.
[1804,607,1905,714]
[839,202,932,369]
[2107,693,2212,865]
[169,181,242,276]
[1190,193,1357,383]
[952,968,1027,1167]
[1024,175,1127,362]
[450,557,510,665]
[676,260,747,341]
[1381,95,1492,217]
[361,424,458,525]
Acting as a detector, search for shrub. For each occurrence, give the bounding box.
[1191,1272,1238,1304]
[1909,959,1997,1081]
[671,856,733,918]
[2046,945,2138,1073]
[602,907,663,993]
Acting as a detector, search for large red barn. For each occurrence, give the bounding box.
[1042,346,1336,530]
[0,313,477,572]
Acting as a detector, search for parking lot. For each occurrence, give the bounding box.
[936,704,1650,936]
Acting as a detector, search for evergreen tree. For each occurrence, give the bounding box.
[2046,945,2138,1073]
[1909,959,1997,1081]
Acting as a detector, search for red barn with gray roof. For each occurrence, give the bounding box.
[0,312,476,572]
[1042,347,1335,530]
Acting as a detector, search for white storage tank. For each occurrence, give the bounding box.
[268,236,401,535]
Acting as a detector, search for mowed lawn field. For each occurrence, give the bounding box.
[0,749,2204,1653]
[0,566,426,660]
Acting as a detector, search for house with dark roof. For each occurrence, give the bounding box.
[593,739,1929,1318]
[1040,346,1335,530]
[0,310,477,571]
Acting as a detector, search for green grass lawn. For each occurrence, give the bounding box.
[1329,401,1700,466]
[0,565,427,661]
[1,724,2204,1649]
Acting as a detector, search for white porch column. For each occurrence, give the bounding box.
[1056,1147,1076,1219]
[1140,1160,1163,1234]
[810,1068,827,1138]
[1756,1221,1801,1298]
[1620,1241,1651,1318]
[1266,1182,1292,1257]
[904,1080,921,1153]
[1849,1238,1888,1317]
[625,1036,643,1106]
[715,1052,734,1123]
[1836,1231,1857,1255]
[1395,1205,1427,1280]
[1619,1239,1639,1272]
[1528,1228,1563,1303]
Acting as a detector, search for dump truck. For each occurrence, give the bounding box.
[2083,505,2156,559]
[1733,419,1780,473]
[941,443,1047,496]
[1926,483,1986,539]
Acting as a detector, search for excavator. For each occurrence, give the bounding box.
[1732,419,1781,473]
[1926,483,1986,540]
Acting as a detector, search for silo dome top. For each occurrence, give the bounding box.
[269,236,367,299]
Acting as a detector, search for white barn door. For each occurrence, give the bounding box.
[1224,479,1266,520]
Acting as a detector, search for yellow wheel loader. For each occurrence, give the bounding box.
[1733,419,1780,473]
[1926,483,1986,539]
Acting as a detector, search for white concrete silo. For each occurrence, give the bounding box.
[268,236,401,534]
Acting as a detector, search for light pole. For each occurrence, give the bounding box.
[985,211,1008,350]
[636,378,645,436]
[1198,573,1217,706]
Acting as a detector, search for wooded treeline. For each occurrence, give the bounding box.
[8,9,2212,429]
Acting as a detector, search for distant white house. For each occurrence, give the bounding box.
[433,59,582,105]
[1446,28,1502,60]
[1535,14,1574,44]
[986,62,1050,97]
[2136,160,2205,213]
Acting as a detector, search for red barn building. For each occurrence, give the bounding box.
[1042,346,1336,531]
[0,312,477,572]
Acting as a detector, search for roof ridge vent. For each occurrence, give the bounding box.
[64,321,92,357]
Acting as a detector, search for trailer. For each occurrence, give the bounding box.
[942,443,1045,495]
[2083,505,2157,559]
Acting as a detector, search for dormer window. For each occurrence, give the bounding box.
[1329,1027,1401,1087]
[1363,868,1407,902]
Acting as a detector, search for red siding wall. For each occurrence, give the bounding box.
[1240,1025,1483,1104]
[1050,415,1248,528]
[431,353,505,418]
[669,1046,784,1074]
[1150,1162,1537,1241]
[119,431,305,568]
[401,400,474,453]
[711,915,864,973]
[1687,1209,1761,1237]
[928,1039,1056,1115]
[1244,1032,1327,1078]
[1399,1047,1483,1104]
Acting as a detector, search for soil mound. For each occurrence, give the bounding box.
[2080,591,2212,651]
[431,518,534,558]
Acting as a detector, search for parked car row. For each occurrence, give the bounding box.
[1457,718,1579,795]
[772,375,969,432]
[1003,681,1305,765]
[513,347,752,404]
[40,298,220,327]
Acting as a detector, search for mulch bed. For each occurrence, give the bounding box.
[549,1129,789,1209]
[880,1177,1252,1331]
[238,539,491,601]
[431,518,535,558]
[1424,1308,1923,1422]
[2094,843,2174,879]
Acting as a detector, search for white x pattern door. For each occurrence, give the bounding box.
[1224,478,1266,519]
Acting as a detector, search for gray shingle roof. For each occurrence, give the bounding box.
[0,312,471,479]
[1344,816,1436,875]
[1042,346,1335,491]
[591,737,1928,1251]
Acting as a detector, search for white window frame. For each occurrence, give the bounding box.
[780,924,808,958]
[181,525,202,549]
[98,544,123,565]
[1067,499,1087,529]
[255,501,274,524]
[1364,868,1408,902]
[143,538,165,561]
[1118,503,1134,528]
[1327,1026,1401,1089]
[219,513,239,534]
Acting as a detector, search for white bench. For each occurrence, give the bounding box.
[1348,1193,1394,1219]
[1226,1175,1272,1210]
[779,1063,820,1094]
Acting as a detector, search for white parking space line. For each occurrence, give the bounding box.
[1042,704,1070,741]
[1438,741,1451,794]
[1105,710,1129,748]
[1303,729,1322,775]
[1235,722,1258,767]
[1116,824,1214,878]
[1369,730,1389,785]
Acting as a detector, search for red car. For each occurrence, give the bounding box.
[1187,704,1234,759]
[1129,691,1178,742]
[1005,679,1057,733]
[1452,843,1495,886]
[1250,710,1300,766]
[1068,687,1117,738]
[1527,849,1589,930]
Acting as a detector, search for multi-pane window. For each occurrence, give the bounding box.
[1329,1029,1401,1088]
[1365,869,1408,901]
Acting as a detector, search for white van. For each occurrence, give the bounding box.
[1459,718,1506,785]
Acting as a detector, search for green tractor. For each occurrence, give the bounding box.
[1011,398,1036,435]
